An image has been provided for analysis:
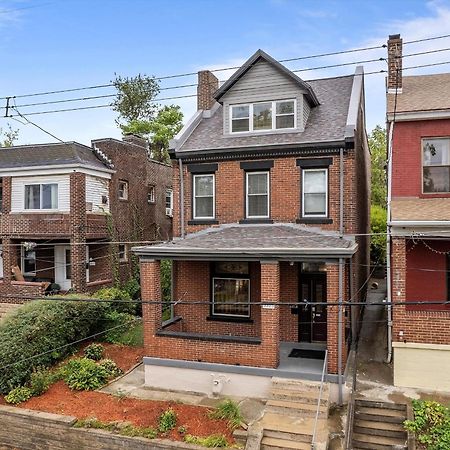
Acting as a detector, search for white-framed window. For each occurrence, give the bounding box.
[212,277,250,317]
[118,244,127,262]
[230,99,296,133]
[148,185,156,203]
[423,138,450,193]
[302,168,328,217]
[24,183,58,210]
[118,180,128,200]
[246,171,269,218]
[21,248,36,276]
[165,189,173,216]
[193,174,215,219]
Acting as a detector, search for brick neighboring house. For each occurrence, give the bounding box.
[134,49,370,400]
[0,136,172,304]
[387,34,450,391]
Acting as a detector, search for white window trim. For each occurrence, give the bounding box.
[118,180,129,200]
[21,247,36,276]
[212,276,251,318]
[23,182,59,211]
[165,188,173,216]
[246,171,270,219]
[193,174,215,220]
[230,99,297,134]
[302,168,328,218]
[118,244,128,262]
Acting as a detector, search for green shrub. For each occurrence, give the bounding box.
[184,434,228,448]
[95,287,135,315]
[123,278,141,300]
[99,359,122,378]
[370,205,387,264]
[158,408,177,433]
[5,386,33,404]
[0,297,108,394]
[29,367,53,396]
[119,425,157,439]
[84,343,104,361]
[404,400,450,450]
[62,358,109,391]
[110,320,143,346]
[161,260,172,321]
[210,399,243,429]
[74,417,116,431]
[102,311,137,344]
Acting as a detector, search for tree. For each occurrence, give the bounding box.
[112,74,183,163]
[0,124,19,147]
[369,125,387,208]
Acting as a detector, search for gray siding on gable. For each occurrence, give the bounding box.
[221,60,307,134]
[303,99,311,127]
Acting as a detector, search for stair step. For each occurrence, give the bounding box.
[270,387,328,404]
[271,377,326,392]
[261,437,311,450]
[356,406,406,418]
[266,399,327,418]
[355,419,406,432]
[352,440,406,450]
[352,432,407,448]
[355,411,405,424]
[355,399,407,411]
[354,424,407,439]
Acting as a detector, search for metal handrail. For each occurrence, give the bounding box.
[311,349,328,450]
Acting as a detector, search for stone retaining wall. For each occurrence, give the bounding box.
[0,405,205,450]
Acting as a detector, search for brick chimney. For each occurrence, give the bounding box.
[122,133,148,149]
[197,70,219,110]
[387,34,402,91]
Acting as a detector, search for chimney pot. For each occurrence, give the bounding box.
[387,34,403,91]
[197,70,219,111]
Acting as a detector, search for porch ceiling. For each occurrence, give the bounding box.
[133,223,357,260]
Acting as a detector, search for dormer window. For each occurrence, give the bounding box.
[230,100,296,133]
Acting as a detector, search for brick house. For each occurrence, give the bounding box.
[387,34,450,391]
[0,135,172,303]
[134,50,370,400]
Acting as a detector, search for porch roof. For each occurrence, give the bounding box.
[133,223,357,260]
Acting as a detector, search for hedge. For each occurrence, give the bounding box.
[0,297,108,394]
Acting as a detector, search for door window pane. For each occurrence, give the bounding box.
[65,249,71,279]
[213,278,250,317]
[253,102,272,130]
[22,249,36,275]
[25,185,40,209]
[194,174,214,218]
[303,169,327,216]
[247,172,269,218]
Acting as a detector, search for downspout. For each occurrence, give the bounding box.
[338,147,344,406]
[178,157,185,239]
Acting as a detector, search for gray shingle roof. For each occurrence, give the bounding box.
[133,224,357,259]
[179,75,354,153]
[0,142,108,170]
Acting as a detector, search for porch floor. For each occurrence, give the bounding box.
[278,341,326,376]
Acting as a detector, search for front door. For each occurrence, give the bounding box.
[54,245,72,291]
[299,273,327,342]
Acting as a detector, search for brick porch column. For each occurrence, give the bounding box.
[2,237,16,283]
[391,238,406,341]
[140,259,162,356]
[260,261,281,368]
[326,262,347,374]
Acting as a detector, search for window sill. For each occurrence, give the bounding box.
[188,219,219,225]
[296,218,333,224]
[206,315,253,324]
[239,218,273,224]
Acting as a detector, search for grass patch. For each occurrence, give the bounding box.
[184,434,228,447]
[74,418,157,439]
[209,399,243,430]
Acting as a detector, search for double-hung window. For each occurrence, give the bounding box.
[302,169,328,217]
[231,100,296,133]
[165,189,173,216]
[423,138,450,193]
[246,171,269,218]
[24,184,58,210]
[193,174,215,219]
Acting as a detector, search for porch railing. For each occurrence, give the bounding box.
[311,349,328,450]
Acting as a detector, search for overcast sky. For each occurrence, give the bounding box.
[1,0,450,146]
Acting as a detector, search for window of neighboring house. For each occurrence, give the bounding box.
[148,185,156,203]
[423,138,450,193]
[0,244,3,278]
[21,248,36,276]
[0,179,3,213]
[246,171,269,218]
[302,168,328,217]
[118,244,127,262]
[165,189,173,217]
[193,174,215,219]
[231,100,296,133]
[212,262,250,317]
[24,184,58,210]
[118,180,128,200]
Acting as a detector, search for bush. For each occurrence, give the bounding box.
[404,400,450,450]
[210,399,243,429]
[95,287,135,315]
[29,367,53,396]
[184,434,228,448]
[123,278,141,300]
[62,358,109,391]
[370,205,387,265]
[158,408,177,433]
[0,297,108,394]
[102,311,137,344]
[98,359,122,378]
[5,386,33,405]
[84,343,104,361]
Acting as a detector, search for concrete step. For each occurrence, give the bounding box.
[261,436,311,450]
[266,399,328,418]
[263,417,314,443]
[354,411,405,424]
[355,399,407,412]
[352,432,407,449]
[271,377,327,393]
[354,419,407,439]
[270,387,329,405]
[355,406,406,418]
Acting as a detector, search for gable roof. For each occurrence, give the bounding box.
[387,73,450,114]
[0,142,111,171]
[214,49,320,106]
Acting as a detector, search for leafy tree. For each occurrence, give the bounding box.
[369,125,387,208]
[112,74,183,163]
[371,205,387,264]
[0,124,19,147]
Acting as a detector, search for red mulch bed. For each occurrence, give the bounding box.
[0,343,235,443]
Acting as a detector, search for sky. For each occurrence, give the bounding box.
[1,0,450,146]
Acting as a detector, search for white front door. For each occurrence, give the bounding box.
[54,245,71,291]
